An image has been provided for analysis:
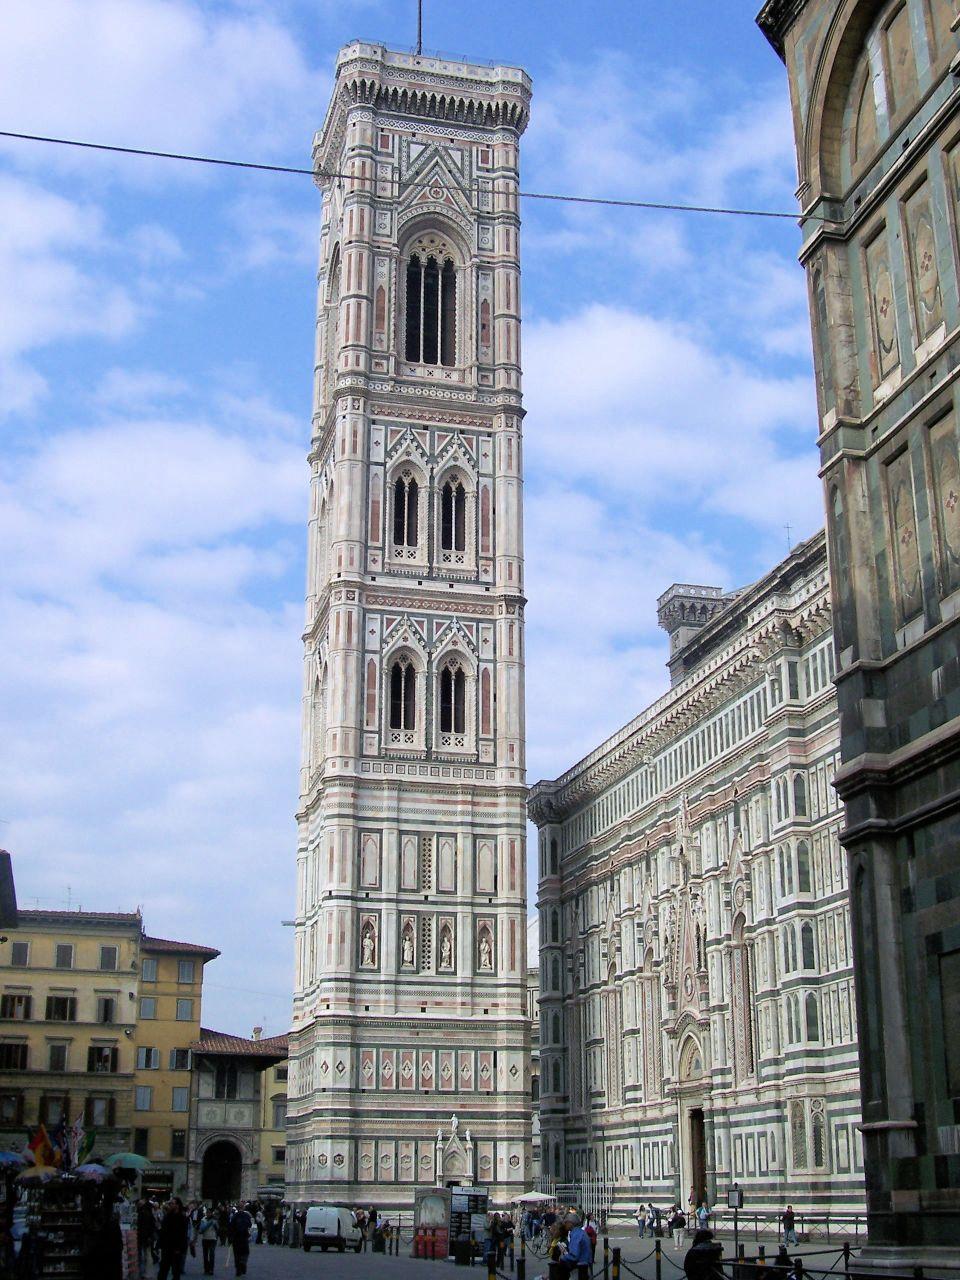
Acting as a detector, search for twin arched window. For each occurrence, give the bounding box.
[393,472,419,548]
[387,654,470,742]
[405,252,456,366]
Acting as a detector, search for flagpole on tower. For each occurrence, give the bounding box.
[417,0,423,55]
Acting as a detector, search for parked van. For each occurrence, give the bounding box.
[303,1204,363,1252]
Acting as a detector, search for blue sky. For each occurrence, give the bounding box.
[0,0,822,1036]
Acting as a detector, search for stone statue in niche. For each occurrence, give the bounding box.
[361,921,377,967]
[401,922,415,967]
[478,929,492,970]
[439,926,453,970]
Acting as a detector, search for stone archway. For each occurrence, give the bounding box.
[202,1139,243,1203]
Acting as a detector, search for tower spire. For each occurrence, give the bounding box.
[416,0,423,54]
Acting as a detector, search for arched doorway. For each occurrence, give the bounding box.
[202,1140,242,1202]
[677,1035,709,1207]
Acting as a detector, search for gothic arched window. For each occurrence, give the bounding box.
[805,991,820,1041]
[440,475,466,552]
[405,252,456,366]
[797,841,812,893]
[438,659,466,734]
[393,472,419,548]
[389,658,416,731]
[549,838,559,875]
[801,922,816,969]
[793,773,807,816]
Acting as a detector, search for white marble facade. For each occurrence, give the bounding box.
[529,533,866,1215]
[287,43,532,1206]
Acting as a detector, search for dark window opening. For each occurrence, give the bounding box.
[389,659,416,731]
[439,663,465,734]
[440,477,466,553]
[214,1063,238,1101]
[404,251,456,367]
[393,475,419,548]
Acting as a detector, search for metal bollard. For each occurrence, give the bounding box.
[656,1237,662,1280]
[471,1235,477,1268]
[517,1247,525,1280]
[488,1253,497,1280]
[603,1235,610,1280]
[843,1242,851,1279]
[509,1239,515,1271]
[612,1246,621,1280]
[792,1261,804,1279]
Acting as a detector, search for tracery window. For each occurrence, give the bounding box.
[389,657,416,731]
[440,475,467,553]
[438,659,466,735]
[393,472,419,549]
[405,251,456,366]
[797,841,812,893]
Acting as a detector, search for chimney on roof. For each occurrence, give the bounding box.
[252,1026,262,1041]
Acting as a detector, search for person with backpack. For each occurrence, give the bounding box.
[559,1214,592,1280]
[583,1214,597,1259]
[229,1204,253,1277]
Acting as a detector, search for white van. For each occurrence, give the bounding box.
[302,1204,363,1252]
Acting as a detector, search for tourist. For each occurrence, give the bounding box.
[782,1204,798,1246]
[157,1200,189,1280]
[696,1201,711,1231]
[682,1228,723,1280]
[773,1243,792,1274]
[229,1203,253,1276]
[137,1198,157,1275]
[217,1203,230,1246]
[583,1214,597,1259]
[559,1213,592,1280]
[199,1206,219,1276]
[671,1205,687,1249]
[546,1219,569,1280]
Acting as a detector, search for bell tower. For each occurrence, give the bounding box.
[287,42,532,1205]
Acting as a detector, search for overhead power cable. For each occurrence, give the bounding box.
[0,128,808,222]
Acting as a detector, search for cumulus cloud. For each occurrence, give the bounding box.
[0,388,306,1033]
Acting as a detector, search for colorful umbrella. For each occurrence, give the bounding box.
[104,1152,151,1171]
[74,1163,111,1181]
[16,1165,58,1182]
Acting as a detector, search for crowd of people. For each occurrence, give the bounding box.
[135,1196,295,1278]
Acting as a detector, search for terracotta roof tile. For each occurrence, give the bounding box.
[140,934,220,959]
[191,1028,288,1057]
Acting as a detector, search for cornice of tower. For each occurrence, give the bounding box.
[314,41,532,182]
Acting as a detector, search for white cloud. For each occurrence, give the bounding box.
[0,387,305,1035]
[0,175,140,412]
[0,0,323,179]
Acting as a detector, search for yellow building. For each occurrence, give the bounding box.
[0,909,142,1157]
[133,934,219,1199]
[257,1043,288,1196]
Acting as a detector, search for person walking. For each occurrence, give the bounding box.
[682,1228,723,1280]
[782,1205,798,1246]
[157,1200,189,1280]
[229,1204,253,1277]
[217,1204,230,1247]
[559,1213,592,1280]
[199,1207,219,1277]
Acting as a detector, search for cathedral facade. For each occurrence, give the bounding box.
[529,533,866,1214]
[286,43,532,1205]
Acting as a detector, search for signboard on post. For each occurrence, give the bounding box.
[448,1187,489,1254]
[727,1186,744,1210]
